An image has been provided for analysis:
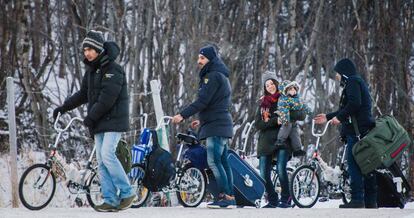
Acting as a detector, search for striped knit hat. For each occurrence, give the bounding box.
[82,30,104,53]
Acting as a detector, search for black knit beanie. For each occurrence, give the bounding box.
[82,30,104,54]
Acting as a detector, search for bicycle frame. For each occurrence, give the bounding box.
[309,119,349,194]
[50,113,98,194]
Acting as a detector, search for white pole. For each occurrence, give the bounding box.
[150,80,169,151]
[7,77,19,208]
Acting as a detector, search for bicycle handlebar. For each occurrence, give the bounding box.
[239,120,255,154]
[138,113,148,129]
[54,113,83,133]
[311,119,332,137]
[156,116,173,129]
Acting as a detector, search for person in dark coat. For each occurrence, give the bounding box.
[53,30,135,212]
[172,45,235,208]
[314,58,377,208]
[255,71,306,208]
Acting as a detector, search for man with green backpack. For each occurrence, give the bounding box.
[314,58,378,209]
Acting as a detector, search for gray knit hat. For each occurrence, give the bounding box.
[82,30,104,53]
[261,71,277,87]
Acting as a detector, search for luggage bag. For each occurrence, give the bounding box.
[227,150,265,207]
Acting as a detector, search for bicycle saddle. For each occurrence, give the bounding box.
[176,133,199,145]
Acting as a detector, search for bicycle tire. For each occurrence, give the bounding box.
[129,164,150,208]
[289,165,320,208]
[85,171,103,208]
[341,172,351,204]
[176,166,206,207]
[19,163,56,210]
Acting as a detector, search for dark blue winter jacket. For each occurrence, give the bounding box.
[326,58,375,137]
[180,57,233,140]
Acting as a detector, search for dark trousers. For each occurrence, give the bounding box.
[346,135,377,204]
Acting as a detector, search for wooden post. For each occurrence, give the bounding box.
[7,77,19,207]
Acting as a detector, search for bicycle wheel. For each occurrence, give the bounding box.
[85,171,103,208]
[19,163,56,210]
[176,166,206,207]
[129,164,150,208]
[290,165,320,208]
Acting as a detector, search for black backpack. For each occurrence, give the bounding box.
[376,163,411,208]
[143,130,176,192]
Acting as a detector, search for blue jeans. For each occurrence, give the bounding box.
[346,135,377,204]
[275,149,290,203]
[259,155,278,205]
[206,136,233,196]
[95,132,134,206]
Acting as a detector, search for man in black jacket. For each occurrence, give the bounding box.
[172,45,235,208]
[53,30,135,212]
[314,58,377,208]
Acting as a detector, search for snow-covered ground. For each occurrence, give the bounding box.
[2,154,414,217]
[1,206,414,218]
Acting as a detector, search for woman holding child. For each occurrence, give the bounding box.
[254,71,307,208]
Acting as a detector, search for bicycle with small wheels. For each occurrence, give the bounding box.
[129,116,207,208]
[18,113,103,210]
[289,120,351,208]
[18,113,144,210]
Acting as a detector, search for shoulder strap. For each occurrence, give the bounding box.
[351,116,361,140]
[150,129,160,149]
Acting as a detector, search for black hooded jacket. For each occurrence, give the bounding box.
[327,58,375,137]
[180,57,233,140]
[62,41,129,134]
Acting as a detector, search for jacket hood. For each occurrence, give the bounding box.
[100,41,120,65]
[199,56,230,79]
[334,58,357,77]
[279,80,300,96]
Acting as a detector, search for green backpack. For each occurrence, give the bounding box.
[352,115,412,175]
[116,139,132,174]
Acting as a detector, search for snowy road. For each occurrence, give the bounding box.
[1,206,414,218]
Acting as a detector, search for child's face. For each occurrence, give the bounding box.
[287,87,297,96]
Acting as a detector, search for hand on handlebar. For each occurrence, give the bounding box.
[53,106,66,120]
[172,114,184,124]
[330,117,341,125]
[314,114,327,124]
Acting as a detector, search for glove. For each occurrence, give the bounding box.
[83,116,95,128]
[53,106,67,120]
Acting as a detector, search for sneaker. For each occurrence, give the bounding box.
[339,200,365,208]
[277,201,292,208]
[94,202,119,212]
[207,194,236,209]
[293,150,306,157]
[118,195,137,210]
